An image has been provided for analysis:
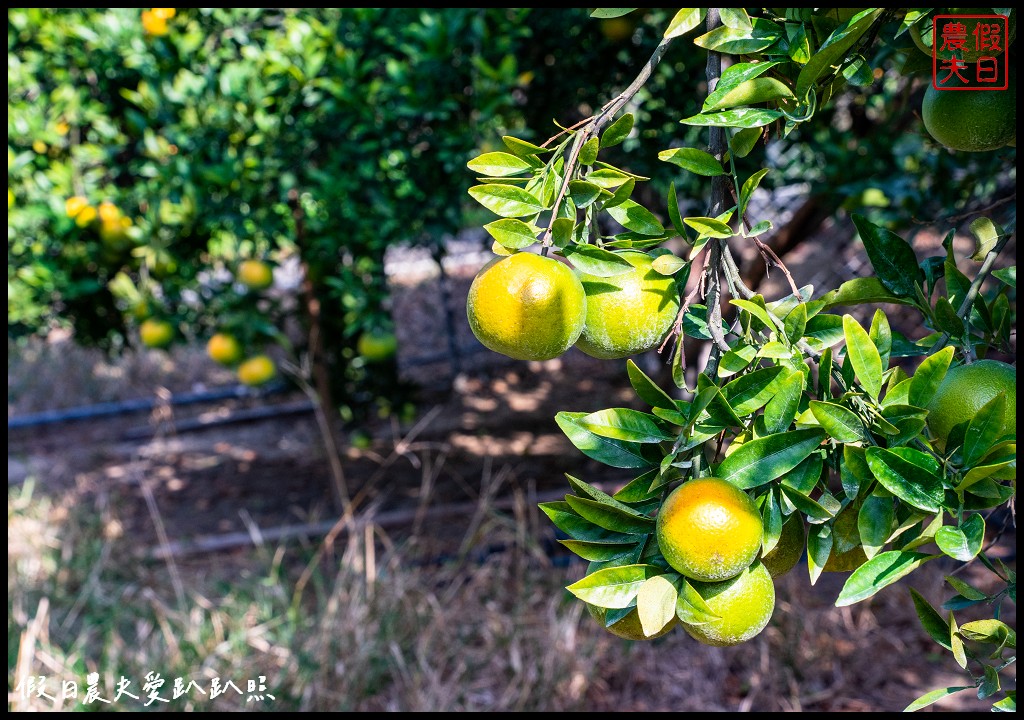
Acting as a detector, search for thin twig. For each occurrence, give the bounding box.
[541,34,675,245]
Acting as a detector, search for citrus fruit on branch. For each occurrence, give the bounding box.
[466,252,586,362]
[575,250,681,360]
[681,561,776,647]
[656,477,764,583]
[139,318,175,349]
[237,354,277,386]
[760,514,805,579]
[926,359,1016,447]
[237,259,275,290]
[207,332,244,366]
[921,76,1016,152]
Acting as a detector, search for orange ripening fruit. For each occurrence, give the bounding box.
[466,252,586,362]
[656,477,763,583]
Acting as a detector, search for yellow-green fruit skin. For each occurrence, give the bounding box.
[656,477,763,583]
[586,603,677,641]
[682,561,776,647]
[926,360,1016,445]
[358,331,397,362]
[466,253,586,362]
[922,80,1016,152]
[575,251,681,359]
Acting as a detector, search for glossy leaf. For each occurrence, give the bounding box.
[555,412,656,469]
[851,213,923,298]
[739,168,770,218]
[935,514,984,562]
[467,151,534,177]
[579,137,600,165]
[637,574,679,637]
[626,359,676,411]
[796,9,883,98]
[858,492,894,559]
[664,8,706,38]
[703,61,783,111]
[865,447,943,513]
[716,428,825,490]
[601,112,634,148]
[538,501,638,543]
[683,216,733,238]
[681,108,783,128]
[565,495,655,535]
[962,394,1008,467]
[820,276,917,309]
[843,315,882,399]
[723,365,789,415]
[606,200,666,236]
[658,147,725,176]
[969,216,1003,261]
[591,8,636,19]
[483,218,537,250]
[693,17,782,55]
[579,408,675,444]
[835,550,934,606]
[559,538,638,562]
[566,564,663,608]
[908,346,954,408]
[468,184,544,218]
[763,371,805,434]
[651,253,687,276]
[561,244,634,277]
[809,400,865,443]
[503,136,552,157]
[903,686,973,712]
[911,588,954,651]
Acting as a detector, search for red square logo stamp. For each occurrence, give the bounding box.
[931,14,1010,90]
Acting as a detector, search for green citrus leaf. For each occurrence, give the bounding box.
[843,314,882,400]
[467,151,534,177]
[468,184,544,218]
[674,575,720,624]
[962,394,1008,467]
[560,244,634,277]
[902,686,974,712]
[502,136,553,157]
[702,61,783,111]
[565,495,655,535]
[578,407,675,443]
[865,447,944,513]
[482,218,538,250]
[681,108,783,128]
[716,428,825,490]
[606,200,666,236]
[600,112,634,148]
[567,563,664,609]
[693,17,782,55]
[555,411,657,469]
[559,539,639,562]
[637,574,679,637]
[722,365,790,415]
[969,216,1003,261]
[763,370,805,435]
[664,8,706,39]
[658,147,725,176]
[910,587,954,651]
[538,501,639,543]
[835,550,935,606]
[579,136,600,165]
[809,400,865,443]
[590,8,636,19]
[851,213,924,298]
[908,345,955,409]
[796,9,883,98]
[626,359,677,411]
[935,514,985,562]
[568,179,605,209]
[683,216,733,238]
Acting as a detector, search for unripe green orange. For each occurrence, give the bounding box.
[586,603,678,641]
[357,329,398,363]
[926,359,1016,448]
[574,250,681,360]
[681,561,776,647]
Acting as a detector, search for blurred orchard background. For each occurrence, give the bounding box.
[8,8,1015,712]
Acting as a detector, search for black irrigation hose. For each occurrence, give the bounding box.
[8,382,289,429]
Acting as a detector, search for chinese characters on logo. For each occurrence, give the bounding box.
[13,673,275,708]
[932,14,1010,90]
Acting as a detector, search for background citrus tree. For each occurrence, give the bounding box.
[464,8,1016,711]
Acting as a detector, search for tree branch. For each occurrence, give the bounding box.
[541,33,675,245]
